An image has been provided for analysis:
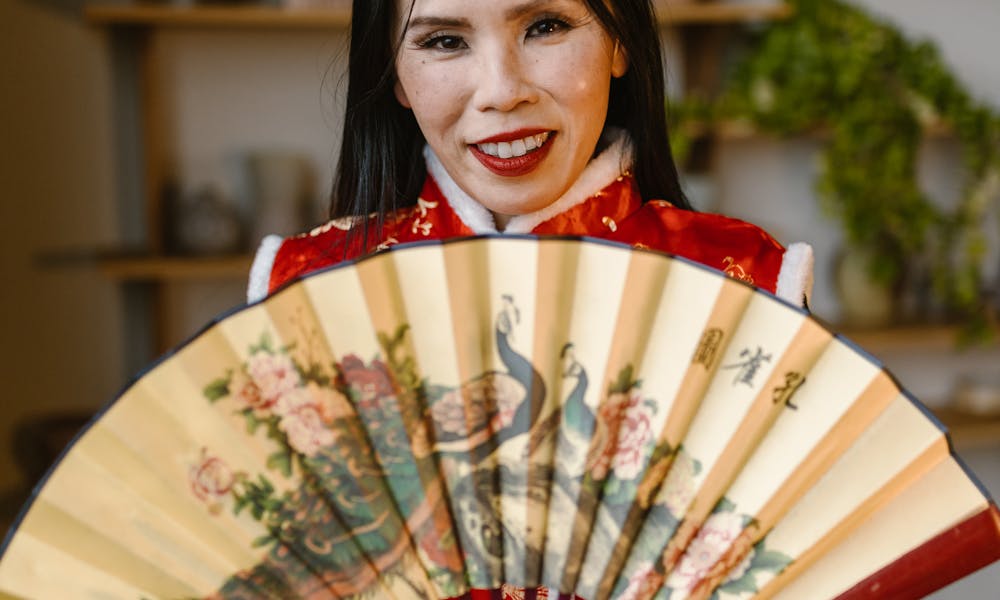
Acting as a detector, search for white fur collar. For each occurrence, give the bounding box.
[422,131,632,234]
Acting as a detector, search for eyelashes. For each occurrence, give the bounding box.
[411,15,578,53]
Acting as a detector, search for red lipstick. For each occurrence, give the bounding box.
[469,130,555,177]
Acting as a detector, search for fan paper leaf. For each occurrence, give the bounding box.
[3,238,996,600]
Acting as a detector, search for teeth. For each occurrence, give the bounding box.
[477,132,550,158]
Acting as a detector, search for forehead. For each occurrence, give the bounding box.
[400,0,591,24]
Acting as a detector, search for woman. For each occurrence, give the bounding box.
[248,0,812,306]
[240,2,813,598]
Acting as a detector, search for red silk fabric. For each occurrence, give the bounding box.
[269,173,784,297]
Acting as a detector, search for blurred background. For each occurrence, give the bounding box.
[1,0,999,596]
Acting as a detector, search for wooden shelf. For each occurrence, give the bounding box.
[838,325,967,354]
[676,119,955,142]
[84,2,793,29]
[935,408,1000,451]
[98,255,253,281]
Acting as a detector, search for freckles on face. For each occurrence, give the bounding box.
[393,0,625,223]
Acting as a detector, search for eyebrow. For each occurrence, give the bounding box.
[406,0,570,30]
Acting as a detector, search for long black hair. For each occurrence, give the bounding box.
[331,0,691,230]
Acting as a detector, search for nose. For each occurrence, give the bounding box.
[472,40,538,112]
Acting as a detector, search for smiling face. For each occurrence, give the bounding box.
[394,0,627,228]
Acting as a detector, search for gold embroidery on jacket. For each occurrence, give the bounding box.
[723,256,755,284]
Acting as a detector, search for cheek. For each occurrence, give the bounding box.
[398,63,466,138]
[537,44,614,114]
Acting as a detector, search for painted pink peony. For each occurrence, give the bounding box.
[431,390,468,435]
[610,400,654,480]
[275,388,336,457]
[666,511,746,593]
[620,561,663,600]
[658,449,698,518]
[587,391,653,481]
[246,351,300,411]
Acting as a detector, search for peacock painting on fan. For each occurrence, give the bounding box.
[1,238,998,599]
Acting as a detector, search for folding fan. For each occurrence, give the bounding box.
[1,236,998,600]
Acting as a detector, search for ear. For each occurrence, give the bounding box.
[611,41,629,78]
[394,79,412,108]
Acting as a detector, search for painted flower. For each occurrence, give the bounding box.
[610,401,654,480]
[724,546,756,584]
[500,584,526,600]
[666,511,746,592]
[586,391,653,481]
[658,449,698,518]
[189,448,235,514]
[430,389,468,435]
[231,370,267,415]
[305,381,353,424]
[275,388,336,457]
[339,354,396,411]
[586,391,633,479]
[620,561,664,600]
[246,351,300,411]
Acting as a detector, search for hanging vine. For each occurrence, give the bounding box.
[670,0,1000,340]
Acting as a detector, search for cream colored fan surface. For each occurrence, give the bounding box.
[1,236,998,600]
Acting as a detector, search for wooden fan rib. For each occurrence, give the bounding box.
[686,369,898,599]
[0,530,157,598]
[208,281,429,599]
[389,244,492,596]
[532,240,588,590]
[606,287,815,600]
[552,248,672,594]
[17,460,207,596]
[439,239,514,589]
[834,502,1000,599]
[102,382,364,596]
[590,275,755,600]
[269,279,446,599]
[533,242,635,592]
[572,256,730,598]
[770,454,988,599]
[752,396,953,599]
[305,255,457,599]
[100,383,268,564]
[204,306,390,598]
[651,317,832,599]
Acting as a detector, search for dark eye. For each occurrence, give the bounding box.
[527,18,570,38]
[419,35,467,52]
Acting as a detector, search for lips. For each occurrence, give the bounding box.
[469,129,556,177]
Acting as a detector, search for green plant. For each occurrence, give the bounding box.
[670,0,1000,339]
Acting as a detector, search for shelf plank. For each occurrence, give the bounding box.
[84,2,793,29]
[85,5,352,28]
[98,255,253,281]
[935,408,1000,451]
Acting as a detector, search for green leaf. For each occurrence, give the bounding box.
[714,496,737,514]
[242,409,261,435]
[252,534,275,548]
[750,548,793,572]
[266,450,293,478]
[203,371,232,402]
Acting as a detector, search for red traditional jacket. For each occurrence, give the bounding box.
[249,139,812,305]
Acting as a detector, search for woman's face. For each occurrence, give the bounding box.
[394,0,627,227]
